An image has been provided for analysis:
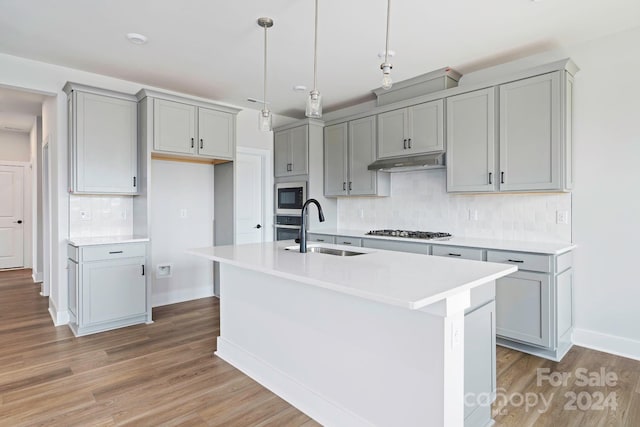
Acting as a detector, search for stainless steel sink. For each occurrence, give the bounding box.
[284,245,366,257]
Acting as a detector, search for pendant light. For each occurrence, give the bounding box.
[380,0,393,90]
[258,17,274,131]
[305,0,322,118]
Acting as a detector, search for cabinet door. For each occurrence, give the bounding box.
[465,301,496,422]
[499,72,561,191]
[81,257,146,326]
[446,88,496,192]
[377,108,407,158]
[324,123,348,196]
[496,271,551,348]
[408,99,444,154]
[153,99,196,155]
[274,130,290,177]
[198,107,234,159]
[348,116,378,196]
[289,126,309,175]
[74,92,138,194]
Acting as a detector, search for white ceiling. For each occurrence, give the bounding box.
[0,86,47,133]
[0,0,639,119]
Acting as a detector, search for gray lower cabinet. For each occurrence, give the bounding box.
[362,238,430,254]
[306,233,336,244]
[275,125,309,177]
[488,249,573,361]
[335,236,362,246]
[64,83,138,194]
[324,117,389,197]
[68,242,149,337]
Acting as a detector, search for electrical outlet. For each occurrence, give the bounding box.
[79,211,91,221]
[556,210,569,224]
[180,209,188,219]
[359,208,364,219]
[468,209,478,221]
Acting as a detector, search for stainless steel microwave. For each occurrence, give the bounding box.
[275,182,306,215]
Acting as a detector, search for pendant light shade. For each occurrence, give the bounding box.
[380,0,393,90]
[257,17,273,131]
[305,0,322,118]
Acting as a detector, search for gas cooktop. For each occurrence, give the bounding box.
[366,229,452,240]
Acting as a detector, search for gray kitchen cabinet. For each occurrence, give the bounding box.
[499,71,568,191]
[488,249,573,360]
[152,98,235,159]
[64,83,138,194]
[447,70,575,193]
[324,117,389,197]
[335,236,362,246]
[432,244,485,261]
[446,88,497,193]
[67,242,149,337]
[362,238,430,254]
[307,233,336,244]
[377,99,444,159]
[275,125,308,177]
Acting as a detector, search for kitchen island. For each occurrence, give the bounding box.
[189,241,516,427]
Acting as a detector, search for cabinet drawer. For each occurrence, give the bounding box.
[307,234,336,244]
[81,243,147,262]
[486,250,551,273]
[336,236,362,247]
[432,245,484,261]
[362,238,430,255]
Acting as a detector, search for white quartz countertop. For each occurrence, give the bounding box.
[68,235,150,247]
[188,241,516,310]
[309,228,576,255]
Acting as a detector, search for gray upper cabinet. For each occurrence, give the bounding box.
[324,116,389,197]
[377,99,444,159]
[499,72,562,191]
[275,125,308,177]
[65,83,138,195]
[446,88,497,193]
[447,70,574,193]
[153,99,235,159]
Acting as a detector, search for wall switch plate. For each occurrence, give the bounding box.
[179,209,188,219]
[80,211,91,221]
[556,210,569,224]
[359,208,364,219]
[468,209,478,221]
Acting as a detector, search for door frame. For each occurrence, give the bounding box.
[0,160,31,270]
[235,147,273,243]
[41,140,51,296]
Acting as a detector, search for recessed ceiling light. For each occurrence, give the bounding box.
[377,50,395,59]
[126,33,148,45]
[293,85,307,93]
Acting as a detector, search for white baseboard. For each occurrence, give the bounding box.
[216,338,374,427]
[32,271,43,283]
[573,328,640,361]
[152,285,214,307]
[48,298,70,326]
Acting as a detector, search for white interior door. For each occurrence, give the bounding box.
[235,151,265,245]
[0,165,24,269]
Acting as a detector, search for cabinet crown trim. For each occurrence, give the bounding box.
[136,89,241,114]
[63,82,137,102]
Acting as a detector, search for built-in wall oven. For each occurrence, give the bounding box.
[274,182,306,241]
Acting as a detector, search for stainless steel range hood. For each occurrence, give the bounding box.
[367,152,445,173]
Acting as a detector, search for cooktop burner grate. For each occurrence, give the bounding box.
[366,229,452,240]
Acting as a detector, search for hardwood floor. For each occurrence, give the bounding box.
[1,269,638,426]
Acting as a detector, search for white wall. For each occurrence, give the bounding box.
[0,130,30,161]
[150,159,215,306]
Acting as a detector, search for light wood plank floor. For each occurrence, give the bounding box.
[1,269,638,426]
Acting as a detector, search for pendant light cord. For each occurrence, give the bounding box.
[263,24,268,111]
[384,0,391,64]
[313,0,318,91]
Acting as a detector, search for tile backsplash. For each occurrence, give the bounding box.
[69,195,134,238]
[338,169,572,242]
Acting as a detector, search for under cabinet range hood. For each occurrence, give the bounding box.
[367,152,445,173]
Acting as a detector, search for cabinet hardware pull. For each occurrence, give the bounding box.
[448,253,461,257]
[317,239,325,242]
[109,251,123,254]
[343,182,346,191]
[348,182,352,191]
[408,138,412,149]
[501,171,505,184]
[191,137,194,148]
[287,163,292,172]
[488,172,492,184]
[343,242,352,245]
[133,176,137,187]
[200,138,203,149]
[142,265,145,275]
[403,139,407,149]
[508,259,524,263]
